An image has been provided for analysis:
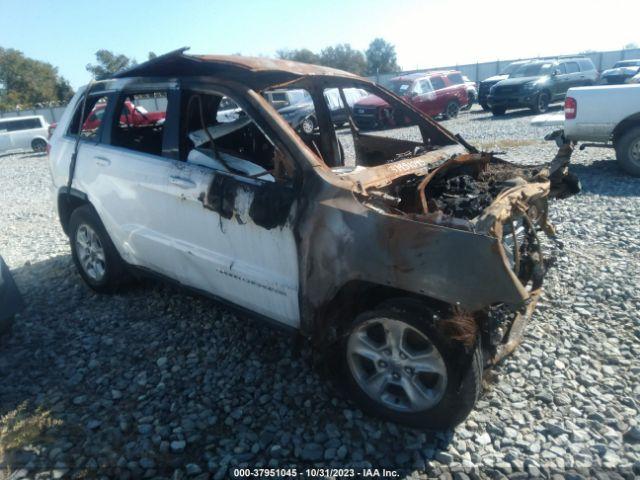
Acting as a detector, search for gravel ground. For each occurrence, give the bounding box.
[1,105,639,479]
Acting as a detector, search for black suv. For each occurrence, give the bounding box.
[487,57,598,116]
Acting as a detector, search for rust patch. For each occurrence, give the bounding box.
[440,308,478,348]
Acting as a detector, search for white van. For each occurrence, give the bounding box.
[0,115,49,155]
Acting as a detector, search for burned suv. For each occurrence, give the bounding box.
[49,49,576,429]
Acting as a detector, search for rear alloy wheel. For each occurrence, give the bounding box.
[300,116,316,135]
[443,101,460,119]
[532,91,550,114]
[491,107,507,116]
[340,300,482,429]
[615,126,640,176]
[31,138,47,153]
[69,205,129,292]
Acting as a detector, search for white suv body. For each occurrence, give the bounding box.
[48,51,577,429]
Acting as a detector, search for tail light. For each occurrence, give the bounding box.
[565,97,577,120]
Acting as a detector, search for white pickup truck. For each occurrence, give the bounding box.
[534,84,640,176]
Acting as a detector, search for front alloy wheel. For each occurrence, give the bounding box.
[340,300,482,429]
[347,318,447,412]
[532,92,550,114]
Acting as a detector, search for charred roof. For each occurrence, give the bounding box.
[113,47,360,89]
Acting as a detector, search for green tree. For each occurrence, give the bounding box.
[365,38,400,75]
[319,44,367,75]
[86,50,136,79]
[624,42,639,50]
[148,51,157,60]
[276,48,321,65]
[0,47,74,110]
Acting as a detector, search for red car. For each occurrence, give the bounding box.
[48,101,165,138]
[353,71,469,129]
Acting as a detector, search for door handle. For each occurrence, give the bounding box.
[170,176,196,189]
[94,156,111,167]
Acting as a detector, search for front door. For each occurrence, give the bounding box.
[165,88,300,327]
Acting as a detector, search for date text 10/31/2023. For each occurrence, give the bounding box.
[232,468,400,478]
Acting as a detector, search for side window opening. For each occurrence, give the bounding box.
[181,91,294,183]
[565,62,580,74]
[67,95,110,140]
[326,86,434,168]
[430,77,446,90]
[111,92,168,156]
[447,73,464,85]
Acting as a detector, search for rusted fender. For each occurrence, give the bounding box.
[475,181,552,237]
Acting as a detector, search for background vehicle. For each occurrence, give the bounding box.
[461,75,477,110]
[600,59,640,84]
[488,57,598,116]
[48,100,165,139]
[0,254,24,337]
[264,89,316,134]
[0,115,49,154]
[551,84,640,176]
[477,60,531,111]
[353,71,468,128]
[324,87,369,127]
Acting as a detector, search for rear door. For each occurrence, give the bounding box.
[551,63,569,100]
[563,61,583,91]
[72,86,182,278]
[428,75,448,115]
[411,79,439,116]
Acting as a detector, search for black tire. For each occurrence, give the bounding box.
[462,93,475,111]
[442,101,460,119]
[491,107,506,116]
[480,102,490,112]
[31,138,47,153]
[69,205,129,293]
[300,116,316,135]
[0,315,14,338]
[531,91,550,114]
[615,126,640,176]
[339,299,482,430]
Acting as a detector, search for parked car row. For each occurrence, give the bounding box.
[478,56,640,116]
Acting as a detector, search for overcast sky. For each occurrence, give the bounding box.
[1,0,638,88]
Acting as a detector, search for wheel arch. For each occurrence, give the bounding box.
[613,113,640,143]
[311,279,452,346]
[57,188,90,236]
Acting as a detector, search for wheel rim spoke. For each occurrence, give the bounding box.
[350,330,384,363]
[366,371,389,394]
[404,349,444,374]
